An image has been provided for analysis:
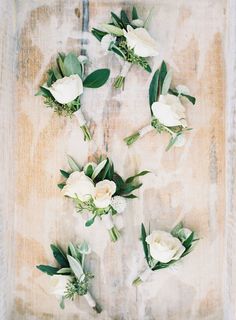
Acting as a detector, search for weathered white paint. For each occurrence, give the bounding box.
[0,0,234,319]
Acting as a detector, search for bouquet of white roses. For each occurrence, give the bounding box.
[58,156,149,242]
[36,52,110,141]
[124,61,196,150]
[37,241,102,313]
[92,6,158,89]
[133,222,198,285]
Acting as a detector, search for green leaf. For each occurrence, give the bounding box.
[60,169,70,178]
[52,67,62,79]
[57,53,66,77]
[182,232,195,249]
[111,12,124,28]
[91,28,107,42]
[149,69,160,108]
[50,244,69,268]
[67,155,80,171]
[83,69,110,88]
[165,133,181,151]
[36,265,59,276]
[141,224,150,265]
[63,52,82,77]
[120,183,143,195]
[168,88,196,105]
[85,215,96,227]
[132,6,139,20]
[35,86,53,98]
[120,10,130,27]
[84,164,94,178]
[123,194,137,199]
[161,69,173,95]
[57,183,66,189]
[144,63,152,73]
[125,171,149,184]
[158,61,167,95]
[67,255,84,280]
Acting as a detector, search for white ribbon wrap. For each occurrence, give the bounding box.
[138,125,154,137]
[74,109,87,127]
[120,61,132,77]
[84,292,96,308]
[139,268,154,282]
[102,214,114,230]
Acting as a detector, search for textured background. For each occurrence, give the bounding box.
[0,0,235,319]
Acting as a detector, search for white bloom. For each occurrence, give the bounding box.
[131,19,144,27]
[63,171,95,200]
[151,94,187,127]
[123,25,158,57]
[146,230,185,263]
[93,180,116,208]
[48,74,83,104]
[101,34,116,52]
[49,275,71,297]
[111,196,126,213]
[173,134,186,147]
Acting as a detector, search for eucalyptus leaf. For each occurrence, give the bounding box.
[67,155,81,171]
[63,52,82,77]
[101,23,124,36]
[83,69,110,88]
[67,255,84,280]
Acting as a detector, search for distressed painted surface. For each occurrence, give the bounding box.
[0,0,231,319]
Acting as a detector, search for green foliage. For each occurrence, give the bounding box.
[36,265,59,276]
[83,69,110,88]
[50,244,69,268]
[141,223,150,266]
[63,52,82,77]
[67,155,81,172]
[169,88,196,105]
[132,6,139,20]
[65,273,94,299]
[149,69,160,109]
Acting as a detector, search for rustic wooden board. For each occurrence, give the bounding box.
[0,0,234,319]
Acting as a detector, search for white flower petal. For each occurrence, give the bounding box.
[63,171,95,200]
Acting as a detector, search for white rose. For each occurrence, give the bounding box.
[151,94,187,127]
[93,180,116,208]
[48,74,83,104]
[110,196,126,213]
[146,230,185,263]
[101,34,116,52]
[49,275,71,297]
[63,171,95,200]
[123,25,158,57]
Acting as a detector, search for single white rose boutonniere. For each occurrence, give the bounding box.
[37,242,102,313]
[58,155,149,242]
[133,223,198,285]
[124,61,196,151]
[92,6,158,89]
[36,52,110,141]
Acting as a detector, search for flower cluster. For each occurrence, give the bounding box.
[36,52,110,141]
[58,156,149,242]
[133,222,198,285]
[37,242,102,313]
[92,6,158,89]
[124,61,196,150]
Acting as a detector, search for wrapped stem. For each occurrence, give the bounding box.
[113,61,132,89]
[84,292,102,313]
[74,109,92,141]
[132,268,153,286]
[124,125,154,146]
[102,214,120,242]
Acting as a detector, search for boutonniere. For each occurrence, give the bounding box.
[58,156,149,242]
[133,222,198,285]
[36,52,110,141]
[124,61,196,150]
[92,6,158,89]
[37,241,102,313]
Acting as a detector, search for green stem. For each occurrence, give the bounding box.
[93,303,102,313]
[124,132,141,146]
[132,276,143,286]
[80,124,92,141]
[113,75,125,89]
[108,226,121,242]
